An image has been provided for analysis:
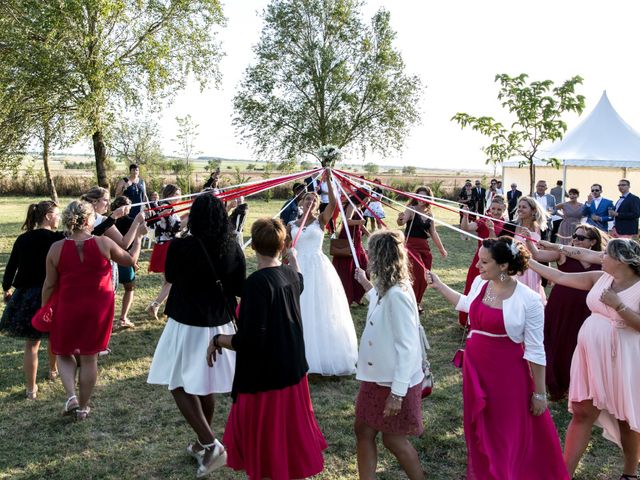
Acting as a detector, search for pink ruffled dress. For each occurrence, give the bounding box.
[569,273,640,447]
[463,284,569,479]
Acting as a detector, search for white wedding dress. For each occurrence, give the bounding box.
[291,219,358,375]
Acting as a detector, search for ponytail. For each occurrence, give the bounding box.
[22,201,57,231]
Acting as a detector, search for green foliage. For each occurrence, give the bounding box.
[387,168,397,174]
[402,165,417,175]
[0,0,225,187]
[173,115,202,193]
[246,164,255,170]
[63,160,96,170]
[299,160,313,170]
[428,179,445,198]
[276,159,297,173]
[233,0,422,162]
[452,73,585,194]
[205,159,223,172]
[364,162,379,174]
[107,118,164,166]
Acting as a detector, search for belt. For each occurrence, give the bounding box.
[468,329,508,339]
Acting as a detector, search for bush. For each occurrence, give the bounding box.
[63,160,95,169]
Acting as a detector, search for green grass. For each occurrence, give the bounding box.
[0,197,622,479]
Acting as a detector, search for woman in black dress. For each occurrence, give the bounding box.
[1,201,63,399]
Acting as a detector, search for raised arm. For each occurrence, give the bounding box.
[426,271,461,307]
[100,229,144,267]
[460,207,478,233]
[525,238,562,263]
[528,259,602,291]
[319,170,337,228]
[538,240,603,265]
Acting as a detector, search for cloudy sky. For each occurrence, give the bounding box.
[118,0,640,170]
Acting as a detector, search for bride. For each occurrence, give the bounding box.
[288,170,358,376]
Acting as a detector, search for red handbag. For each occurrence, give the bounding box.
[31,291,58,332]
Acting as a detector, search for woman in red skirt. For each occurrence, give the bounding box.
[397,186,447,312]
[146,184,184,320]
[332,195,369,305]
[354,230,426,479]
[210,218,327,480]
[42,201,145,420]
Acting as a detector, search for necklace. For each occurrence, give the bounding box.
[483,283,498,303]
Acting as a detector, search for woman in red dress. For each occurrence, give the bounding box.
[396,186,447,312]
[42,201,145,420]
[332,196,369,305]
[428,237,569,479]
[524,224,604,400]
[458,198,508,326]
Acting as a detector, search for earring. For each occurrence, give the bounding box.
[499,272,508,282]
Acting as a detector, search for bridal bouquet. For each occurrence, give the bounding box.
[317,145,341,167]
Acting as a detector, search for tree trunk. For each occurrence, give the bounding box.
[92,130,109,188]
[42,123,58,204]
[529,161,536,195]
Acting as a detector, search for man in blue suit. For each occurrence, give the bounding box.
[582,183,614,232]
[609,179,640,238]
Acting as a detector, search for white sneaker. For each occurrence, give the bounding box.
[196,439,227,478]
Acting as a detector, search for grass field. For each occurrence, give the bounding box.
[0,197,623,479]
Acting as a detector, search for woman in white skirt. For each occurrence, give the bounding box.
[148,194,246,478]
[363,181,385,231]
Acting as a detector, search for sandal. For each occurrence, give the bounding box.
[26,385,38,400]
[620,475,638,480]
[62,395,79,416]
[76,406,91,421]
[146,301,160,321]
[47,370,59,381]
[118,317,135,329]
[196,439,227,478]
[187,440,205,463]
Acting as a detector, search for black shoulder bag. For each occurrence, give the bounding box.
[195,237,238,331]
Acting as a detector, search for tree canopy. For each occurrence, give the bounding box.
[233,0,422,163]
[452,73,585,194]
[0,0,226,188]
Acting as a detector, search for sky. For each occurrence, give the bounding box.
[79,0,640,171]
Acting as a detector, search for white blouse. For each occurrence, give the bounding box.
[456,276,546,366]
[356,283,424,397]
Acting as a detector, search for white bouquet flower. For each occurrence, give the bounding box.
[317,145,341,167]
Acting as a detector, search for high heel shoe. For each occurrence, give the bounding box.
[196,439,227,478]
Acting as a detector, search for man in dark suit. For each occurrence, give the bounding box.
[609,179,640,238]
[304,176,320,193]
[506,183,522,221]
[471,180,487,214]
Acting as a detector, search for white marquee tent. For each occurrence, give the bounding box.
[503,91,640,198]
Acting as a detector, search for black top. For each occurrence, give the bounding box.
[231,265,307,400]
[114,216,135,249]
[405,213,432,239]
[164,235,245,327]
[3,229,65,291]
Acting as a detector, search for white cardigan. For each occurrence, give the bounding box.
[356,284,424,397]
[456,276,546,366]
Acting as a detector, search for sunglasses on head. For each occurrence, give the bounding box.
[572,234,591,241]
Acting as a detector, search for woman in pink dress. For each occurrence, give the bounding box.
[42,201,145,420]
[428,236,569,479]
[528,239,640,480]
[514,196,548,302]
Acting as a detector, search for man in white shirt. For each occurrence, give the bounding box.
[318,180,335,234]
[533,180,556,241]
[581,183,614,232]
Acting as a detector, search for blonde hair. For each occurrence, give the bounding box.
[515,196,548,232]
[62,201,94,234]
[367,230,411,297]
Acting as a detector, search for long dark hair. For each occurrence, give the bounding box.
[22,201,57,231]
[187,194,236,255]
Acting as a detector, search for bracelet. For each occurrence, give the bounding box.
[558,244,565,252]
[390,393,404,402]
[532,392,547,402]
[616,304,627,313]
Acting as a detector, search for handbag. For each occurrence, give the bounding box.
[330,238,352,257]
[451,324,468,369]
[195,237,238,330]
[418,323,433,398]
[32,290,58,333]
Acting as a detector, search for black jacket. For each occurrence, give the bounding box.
[614,193,640,235]
[164,235,246,327]
[471,187,487,213]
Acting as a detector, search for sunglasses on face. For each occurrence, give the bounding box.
[572,234,591,241]
[618,184,629,187]
[591,189,600,192]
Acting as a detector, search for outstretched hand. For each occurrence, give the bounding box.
[206,339,222,367]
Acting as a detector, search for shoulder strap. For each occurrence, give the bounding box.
[195,237,238,328]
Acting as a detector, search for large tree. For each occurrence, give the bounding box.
[233,0,422,162]
[452,73,585,194]
[0,0,225,188]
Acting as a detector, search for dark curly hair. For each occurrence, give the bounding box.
[187,193,236,255]
[481,236,530,275]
